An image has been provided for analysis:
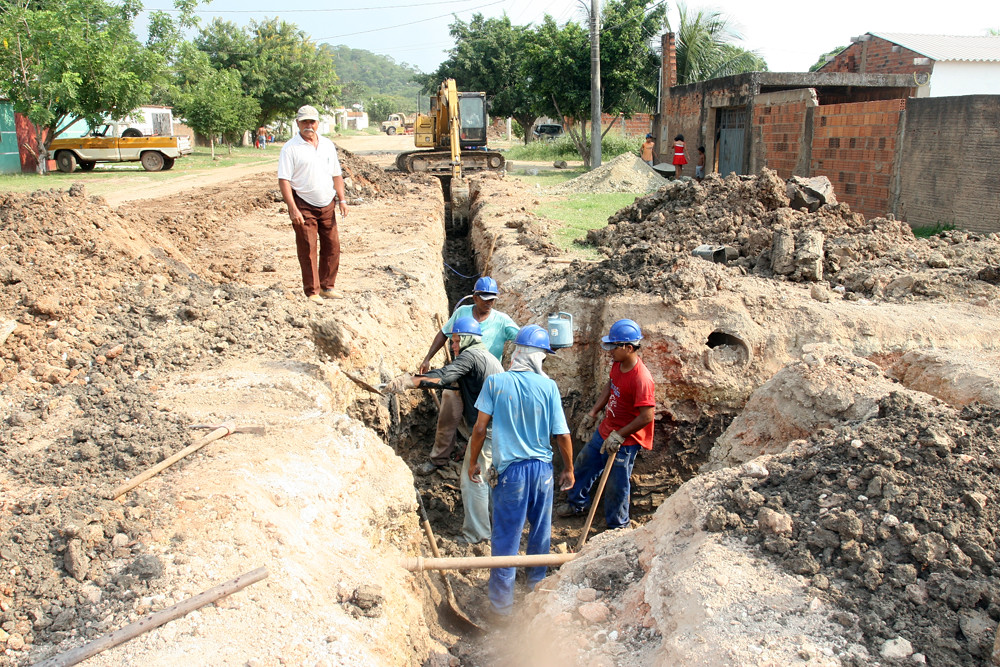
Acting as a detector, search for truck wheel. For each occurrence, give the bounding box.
[162,156,176,170]
[140,151,165,172]
[79,161,96,172]
[386,126,396,136]
[55,151,77,173]
[121,128,143,138]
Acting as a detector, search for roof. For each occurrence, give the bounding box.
[870,33,1000,63]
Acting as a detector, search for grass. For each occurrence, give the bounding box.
[535,192,643,258]
[507,167,586,188]
[910,222,956,238]
[0,145,277,195]
[503,133,644,162]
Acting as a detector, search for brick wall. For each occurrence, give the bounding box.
[820,36,934,77]
[897,96,1000,233]
[661,91,705,163]
[751,89,817,178]
[605,113,653,136]
[810,99,906,219]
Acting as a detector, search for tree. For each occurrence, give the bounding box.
[423,14,539,144]
[0,0,164,173]
[366,95,398,125]
[522,0,666,166]
[174,68,259,158]
[809,46,847,72]
[194,18,340,126]
[669,3,767,85]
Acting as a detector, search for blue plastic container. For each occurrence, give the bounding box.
[547,312,574,348]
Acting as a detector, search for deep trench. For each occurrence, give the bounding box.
[392,177,738,654]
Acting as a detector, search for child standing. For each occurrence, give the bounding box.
[672,134,687,178]
[640,133,655,166]
[695,146,706,181]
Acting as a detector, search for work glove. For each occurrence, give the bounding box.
[601,430,625,455]
[384,374,413,394]
[576,413,597,442]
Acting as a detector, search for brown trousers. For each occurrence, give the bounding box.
[292,192,340,296]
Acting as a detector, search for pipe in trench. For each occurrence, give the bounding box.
[404,553,578,572]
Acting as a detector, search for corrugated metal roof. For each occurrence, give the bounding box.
[870,33,1000,62]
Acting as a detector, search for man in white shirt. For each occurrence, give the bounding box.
[277,105,349,302]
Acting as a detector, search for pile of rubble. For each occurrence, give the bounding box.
[552,153,666,194]
[336,146,408,200]
[573,170,1000,303]
[707,391,1000,665]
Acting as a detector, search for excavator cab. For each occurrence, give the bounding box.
[457,95,487,145]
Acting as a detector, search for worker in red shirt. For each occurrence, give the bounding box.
[558,319,655,529]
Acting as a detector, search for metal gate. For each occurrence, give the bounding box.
[0,101,21,174]
[717,107,746,176]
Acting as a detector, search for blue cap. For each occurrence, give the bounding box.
[474,276,498,299]
[515,324,555,354]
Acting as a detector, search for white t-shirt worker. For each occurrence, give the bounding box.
[277,105,349,302]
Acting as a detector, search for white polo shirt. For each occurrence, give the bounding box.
[277,133,343,207]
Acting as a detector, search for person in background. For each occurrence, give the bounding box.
[696,146,706,181]
[277,105,348,303]
[558,319,655,532]
[415,277,519,476]
[641,133,656,167]
[467,325,574,619]
[672,134,687,178]
[385,317,502,544]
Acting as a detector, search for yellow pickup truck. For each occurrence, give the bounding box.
[49,122,193,173]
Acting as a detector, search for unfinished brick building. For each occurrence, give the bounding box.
[654,33,1000,233]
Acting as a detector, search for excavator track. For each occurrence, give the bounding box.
[395,150,505,175]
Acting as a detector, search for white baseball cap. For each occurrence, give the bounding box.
[296,105,319,121]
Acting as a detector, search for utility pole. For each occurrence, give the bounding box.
[589,0,601,169]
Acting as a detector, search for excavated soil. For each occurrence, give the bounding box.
[551,153,667,195]
[4,139,1000,667]
[574,169,1000,304]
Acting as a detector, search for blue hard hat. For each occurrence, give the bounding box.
[601,319,643,349]
[515,324,555,354]
[449,316,483,337]
[474,276,499,297]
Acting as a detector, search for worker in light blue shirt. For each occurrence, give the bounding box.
[415,277,519,475]
[467,325,574,618]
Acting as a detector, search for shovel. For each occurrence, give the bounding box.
[575,450,618,552]
[415,490,484,634]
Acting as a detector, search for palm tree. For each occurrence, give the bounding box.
[669,4,768,84]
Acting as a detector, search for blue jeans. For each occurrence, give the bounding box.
[488,459,553,613]
[566,430,639,530]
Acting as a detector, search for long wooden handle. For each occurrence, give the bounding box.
[576,450,617,552]
[35,567,268,667]
[110,422,234,499]
[404,553,576,572]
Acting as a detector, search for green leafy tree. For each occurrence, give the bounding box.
[366,95,399,125]
[0,0,167,173]
[523,0,666,165]
[422,14,539,144]
[174,68,259,158]
[809,45,847,72]
[669,3,767,84]
[194,18,339,125]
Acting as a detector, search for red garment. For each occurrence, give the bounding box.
[599,358,656,449]
[672,141,687,166]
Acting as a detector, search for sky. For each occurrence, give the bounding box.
[135,0,1000,75]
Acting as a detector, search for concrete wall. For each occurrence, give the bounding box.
[810,99,906,220]
[897,95,1000,233]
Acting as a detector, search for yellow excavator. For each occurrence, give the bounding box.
[395,79,505,223]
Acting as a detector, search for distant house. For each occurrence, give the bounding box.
[819,33,1000,97]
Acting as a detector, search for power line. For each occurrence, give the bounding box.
[141,0,485,13]
[314,0,504,40]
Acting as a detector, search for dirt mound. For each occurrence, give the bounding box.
[572,170,1000,303]
[707,392,1000,666]
[552,153,667,194]
[335,145,408,200]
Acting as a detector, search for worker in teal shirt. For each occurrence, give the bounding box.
[415,277,519,475]
[467,325,575,618]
